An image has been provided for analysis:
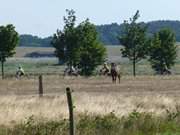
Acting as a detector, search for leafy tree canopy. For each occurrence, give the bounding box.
[51,9,80,66]
[51,10,106,76]
[0,24,19,59]
[119,10,148,76]
[0,24,19,78]
[77,19,106,75]
[148,28,177,74]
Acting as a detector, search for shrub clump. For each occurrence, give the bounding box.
[1,110,180,135]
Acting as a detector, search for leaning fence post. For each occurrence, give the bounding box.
[39,75,43,97]
[66,87,75,135]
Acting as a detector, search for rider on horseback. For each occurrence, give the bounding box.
[16,66,25,78]
[64,65,79,76]
[100,62,110,75]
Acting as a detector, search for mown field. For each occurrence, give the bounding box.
[0,46,180,134]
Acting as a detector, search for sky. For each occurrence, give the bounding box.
[0,0,180,37]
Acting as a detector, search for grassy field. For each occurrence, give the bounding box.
[14,47,55,58]
[3,45,180,76]
[0,75,180,125]
[0,76,180,134]
[14,46,122,58]
[0,46,180,134]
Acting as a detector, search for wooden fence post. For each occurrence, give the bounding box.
[66,87,75,135]
[39,75,43,97]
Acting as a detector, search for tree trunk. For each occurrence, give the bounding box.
[1,61,4,79]
[133,58,136,77]
[133,48,136,77]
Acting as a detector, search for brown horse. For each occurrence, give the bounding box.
[100,63,121,83]
[110,63,121,83]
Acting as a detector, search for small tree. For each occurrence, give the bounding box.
[51,9,80,66]
[148,28,177,74]
[119,10,147,76]
[76,19,106,75]
[0,24,19,79]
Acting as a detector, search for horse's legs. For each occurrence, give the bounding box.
[114,75,117,83]
[113,75,117,83]
[118,74,121,83]
[111,74,115,83]
[111,71,118,83]
[111,75,114,83]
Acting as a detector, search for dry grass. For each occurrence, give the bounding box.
[14,46,122,58]
[0,75,180,125]
[15,47,55,57]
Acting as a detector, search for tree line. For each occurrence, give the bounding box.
[19,35,51,47]
[97,20,180,45]
[19,20,180,47]
[0,9,178,78]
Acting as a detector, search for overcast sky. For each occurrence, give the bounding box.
[0,0,180,37]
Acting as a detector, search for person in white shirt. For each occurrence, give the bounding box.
[64,65,79,76]
[16,66,25,78]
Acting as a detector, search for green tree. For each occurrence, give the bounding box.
[51,10,106,75]
[119,10,147,76]
[51,9,80,66]
[77,19,106,75]
[0,24,19,79]
[148,28,177,74]
[52,10,106,76]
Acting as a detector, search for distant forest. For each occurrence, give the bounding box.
[19,20,180,46]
